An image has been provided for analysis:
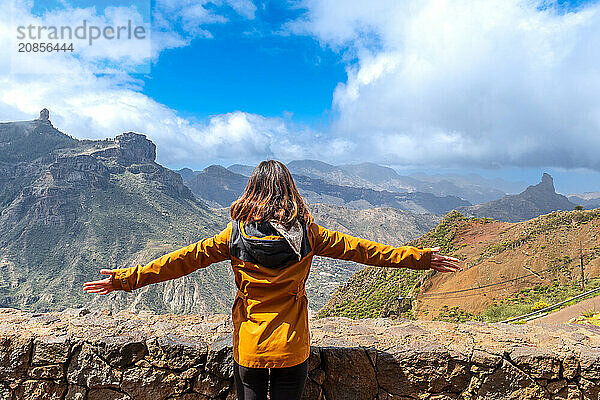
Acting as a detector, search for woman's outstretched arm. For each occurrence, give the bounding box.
[83,222,232,294]
[309,223,461,272]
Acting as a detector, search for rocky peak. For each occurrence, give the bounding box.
[0,111,77,163]
[538,172,554,191]
[38,108,50,121]
[523,172,559,197]
[114,132,156,163]
[459,173,575,222]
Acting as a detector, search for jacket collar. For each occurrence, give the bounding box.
[268,219,303,260]
[238,219,304,261]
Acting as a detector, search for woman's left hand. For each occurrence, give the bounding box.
[82,269,116,295]
[429,247,462,272]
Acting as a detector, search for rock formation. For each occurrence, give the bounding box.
[115,132,157,164]
[38,108,49,121]
[1,308,598,399]
[459,173,576,222]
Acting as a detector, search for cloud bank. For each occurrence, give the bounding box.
[1,0,600,172]
[292,0,600,170]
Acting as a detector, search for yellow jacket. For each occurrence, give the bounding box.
[111,220,432,368]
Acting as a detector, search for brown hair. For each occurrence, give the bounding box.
[230,160,314,229]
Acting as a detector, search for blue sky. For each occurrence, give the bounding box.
[2,0,600,194]
[142,24,346,125]
[141,0,348,129]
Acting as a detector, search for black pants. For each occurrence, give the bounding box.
[233,358,309,400]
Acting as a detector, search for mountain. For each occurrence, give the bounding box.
[338,163,512,204]
[175,167,198,181]
[230,160,514,204]
[286,159,379,189]
[408,172,522,203]
[293,174,470,214]
[337,162,420,192]
[227,163,255,176]
[184,165,247,208]
[569,192,600,210]
[0,110,234,315]
[410,172,526,195]
[288,160,516,204]
[182,164,470,214]
[317,208,600,322]
[308,203,440,243]
[458,173,576,222]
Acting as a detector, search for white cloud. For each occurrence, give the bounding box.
[0,67,319,167]
[3,0,259,74]
[152,0,257,56]
[0,0,318,169]
[224,0,257,19]
[290,0,600,170]
[5,1,153,74]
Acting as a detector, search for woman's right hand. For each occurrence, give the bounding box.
[82,269,116,295]
[429,247,462,272]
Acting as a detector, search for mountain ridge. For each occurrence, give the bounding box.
[226,160,518,204]
[0,111,234,315]
[569,191,600,210]
[458,173,576,222]
[181,164,471,214]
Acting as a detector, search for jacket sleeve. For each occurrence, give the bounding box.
[309,222,432,270]
[110,222,232,292]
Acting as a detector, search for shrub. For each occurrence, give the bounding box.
[531,301,550,311]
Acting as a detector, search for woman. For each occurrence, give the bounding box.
[83,160,461,400]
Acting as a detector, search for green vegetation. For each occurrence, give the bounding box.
[473,241,517,266]
[591,244,600,260]
[481,279,600,322]
[411,210,467,253]
[531,300,550,311]
[470,217,497,224]
[431,280,600,323]
[315,267,422,319]
[570,310,600,326]
[583,309,596,318]
[526,209,599,236]
[434,306,484,323]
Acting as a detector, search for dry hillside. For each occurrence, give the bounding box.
[317,209,600,322]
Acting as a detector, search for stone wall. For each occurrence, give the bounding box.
[0,308,599,400]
